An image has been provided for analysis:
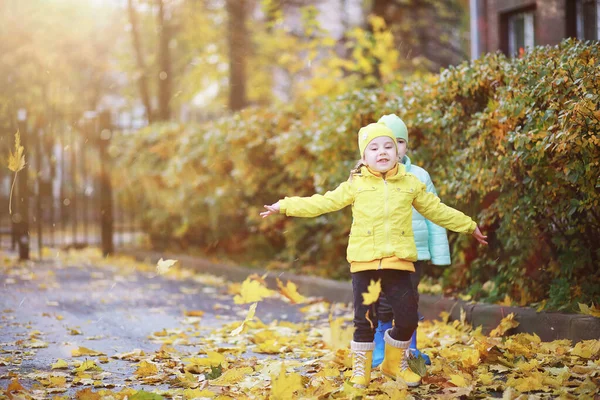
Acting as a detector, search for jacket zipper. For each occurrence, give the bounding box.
[382,179,391,269]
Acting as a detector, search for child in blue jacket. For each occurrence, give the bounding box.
[372,114,451,368]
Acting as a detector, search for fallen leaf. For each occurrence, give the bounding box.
[51,359,69,369]
[72,346,105,357]
[135,360,159,377]
[578,303,600,318]
[270,365,304,399]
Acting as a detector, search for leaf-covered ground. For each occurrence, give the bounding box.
[0,249,598,399]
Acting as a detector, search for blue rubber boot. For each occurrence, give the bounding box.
[409,329,431,365]
[371,320,392,368]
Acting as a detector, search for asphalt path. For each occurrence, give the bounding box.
[0,255,319,396]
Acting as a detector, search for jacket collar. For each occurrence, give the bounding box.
[401,155,412,172]
[361,163,406,180]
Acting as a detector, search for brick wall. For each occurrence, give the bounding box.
[477,0,570,55]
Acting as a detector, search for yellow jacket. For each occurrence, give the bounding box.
[279,164,476,273]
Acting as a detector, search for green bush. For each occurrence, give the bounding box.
[112,39,600,310]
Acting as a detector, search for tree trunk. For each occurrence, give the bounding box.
[127,0,154,124]
[226,0,248,111]
[156,0,172,121]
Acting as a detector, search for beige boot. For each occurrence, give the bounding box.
[349,341,375,388]
[380,329,421,387]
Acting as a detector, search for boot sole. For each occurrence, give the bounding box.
[381,369,421,387]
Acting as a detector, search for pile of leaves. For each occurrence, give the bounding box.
[110,39,600,311]
[1,249,599,399]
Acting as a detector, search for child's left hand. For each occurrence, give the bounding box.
[472,226,488,245]
[260,202,281,218]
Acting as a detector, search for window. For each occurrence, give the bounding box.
[575,0,599,40]
[507,11,535,56]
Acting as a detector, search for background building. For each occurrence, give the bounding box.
[470,0,600,59]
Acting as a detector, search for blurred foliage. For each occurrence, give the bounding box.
[0,0,121,131]
[112,39,600,311]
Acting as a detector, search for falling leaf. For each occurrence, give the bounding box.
[361,279,381,305]
[231,302,258,336]
[489,313,519,337]
[7,131,26,214]
[277,278,307,304]
[233,277,274,304]
[365,309,374,330]
[156,258,177,275]
[270,365,304,399]
[322,315,354,350]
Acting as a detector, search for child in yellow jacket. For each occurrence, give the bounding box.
[261,123,487,388]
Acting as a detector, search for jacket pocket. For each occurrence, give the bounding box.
[347,225,374,262]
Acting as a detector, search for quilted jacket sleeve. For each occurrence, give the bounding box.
[279,181,354,218]
[412,183,476,235]
[423,172,451,265]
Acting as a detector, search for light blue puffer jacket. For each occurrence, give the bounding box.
[403,155,451,265]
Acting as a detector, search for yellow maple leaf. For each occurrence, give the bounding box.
[51,359,69,369]
[322,315,354,350]
[234,277,274,304]
[184,310,205,317]
[315,367,340,378]
[270,365,303,399]
[183,351,225,368]
[7,131,26,215]
[255,339,285,354]
[74,359,101,372]
[277,278,307,304]
[48,375,67,387]
[459,348,480,369]
[497,294,513,306]
[579,303,600,318]
[134,360,159,377]
[211,366,254,386]
[231,302,258,336]
[183,388,216,398]
[506,372,547,392]
[156,258,177,275]
[71,346,105,357]
[362,279,381,305]
[449,373,471,387]
[571,339,600,359]
[489,313,519,337]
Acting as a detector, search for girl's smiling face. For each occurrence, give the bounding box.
[362,136,398,173]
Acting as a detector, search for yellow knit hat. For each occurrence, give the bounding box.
[357,123,398,157]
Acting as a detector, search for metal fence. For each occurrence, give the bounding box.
[0,110,142,259]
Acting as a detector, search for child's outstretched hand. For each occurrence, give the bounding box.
[260,202,281,218]
[472,226,488,245]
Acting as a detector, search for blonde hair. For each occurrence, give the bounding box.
[348,160,366,182]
